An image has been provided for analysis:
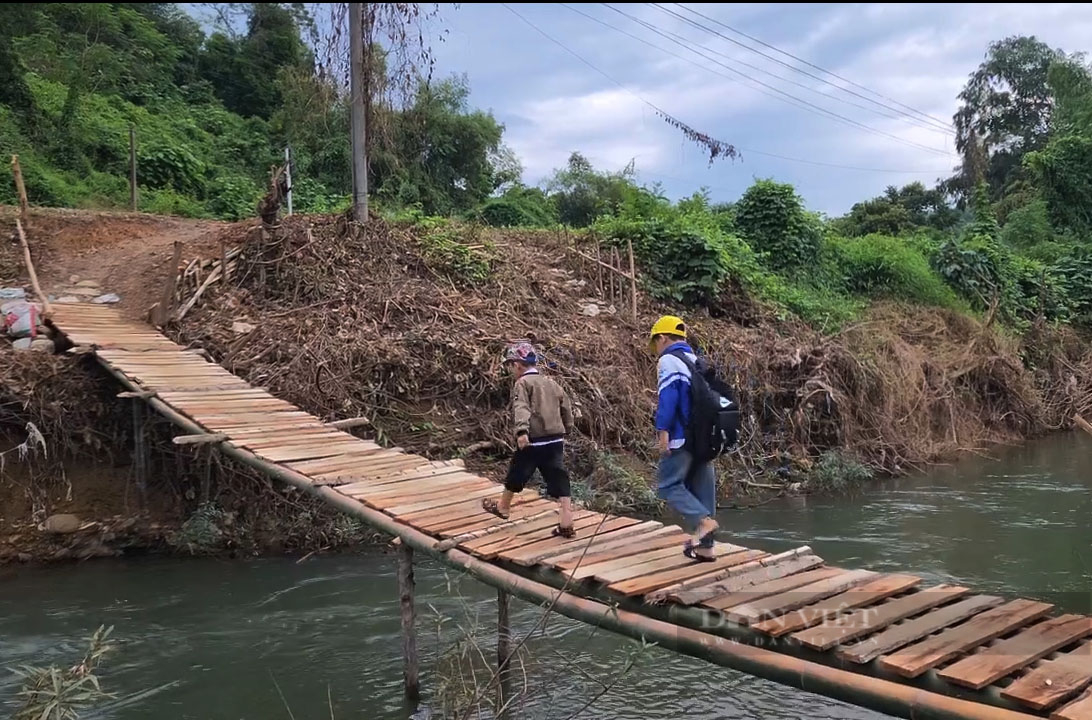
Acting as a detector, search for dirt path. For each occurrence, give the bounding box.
[3,207,229,319]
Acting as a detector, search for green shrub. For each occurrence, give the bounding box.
[204,174,260,220]
[1001,199,1054,250]
[1052,248,1092,325]
[735,179,822,272]
[141,188,209,218]
[171,503,227,553]
[476,185,557,227]
[414,218,492,286]
[830,234,964,309]
[808,451,874,492]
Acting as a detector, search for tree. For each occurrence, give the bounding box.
[838,182,960,236]
[199,3,311,119]
[370,76,517,215]
[950,36,1062,202]
[547,152,636,227]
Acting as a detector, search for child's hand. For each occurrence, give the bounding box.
[517,435,529,450]
[657,431,671,456]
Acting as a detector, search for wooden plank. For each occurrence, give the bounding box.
[1054,688,1092,720]
[360,474,489,502]
[364,479,496,505]
[332,466,467,492]
[497,518,666,566]
[704,567,844,611]
[879,599,1055,678]
[483,516,636,560]
[460,511,599,551]
[1003,641,1092,711]
[609,550,769,596]
[592,543,751,584]
[416,499,555,531]
[936,615,1092,690]
[287,451,412,475]
[726,569,879,625]
[387,486,513,515]
[658,549,822,605]
[753,574,928,638]
[304,453,425,475]
[569,545,685,581]
[400,493,543,526]
[552,527,686,570]
[517,520,667,566]
[837,595,1004,664]
[793,584,970,652]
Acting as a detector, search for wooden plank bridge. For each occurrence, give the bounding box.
[49,302,1092,720]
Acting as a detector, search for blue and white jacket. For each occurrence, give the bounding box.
[655,341,696,450]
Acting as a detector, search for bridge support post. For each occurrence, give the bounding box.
[131,399,147,497]
[397,542,420,706]
[496,588,512,717]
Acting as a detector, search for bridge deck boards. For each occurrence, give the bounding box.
[49,303,1090,719]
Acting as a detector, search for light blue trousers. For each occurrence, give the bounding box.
[657,449,716,548]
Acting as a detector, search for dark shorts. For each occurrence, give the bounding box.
[504,441,571,499]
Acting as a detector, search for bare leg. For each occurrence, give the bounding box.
[498,489,515,515]
[558,496,574,529]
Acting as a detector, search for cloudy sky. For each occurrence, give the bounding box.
[418,2,1092,214]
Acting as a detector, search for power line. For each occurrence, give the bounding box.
[665,3,954,132]
[600,3,952,157]
[593,4,951,139]
[505,4,940,175]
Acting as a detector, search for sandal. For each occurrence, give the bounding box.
[481,498,510,520]
[552,525,576,539]
[683,540,716,563]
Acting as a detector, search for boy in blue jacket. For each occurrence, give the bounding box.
[649,315,718,561]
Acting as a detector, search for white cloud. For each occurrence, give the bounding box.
[432,2,1092,213]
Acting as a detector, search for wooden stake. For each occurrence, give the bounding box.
[326,416,371,430]
[172,433,228,446]
[627,238,638,322]
[155,241,182,326]
[11,155,29,229]
[220,241,230,285]
[595,240,603,294]
[398,543,420,705]
[497,588,512,716]
[1075,414,1092,437]
[129,124,138,211]
[15,219,51,316]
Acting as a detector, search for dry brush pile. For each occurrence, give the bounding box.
[172,212,1092,496]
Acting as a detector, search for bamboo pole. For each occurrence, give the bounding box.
[398,543,420,705]
[627,238,638,322]
[1075,414,1092,437]
[15,219,51,316]
[11,155,29,229]
[132,399,147,496]
[497,588,512,717]
[568,246,632,279]
[82,355,1039,720]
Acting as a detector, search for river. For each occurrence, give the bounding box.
[1,433,1089,719]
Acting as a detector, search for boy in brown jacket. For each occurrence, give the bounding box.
[482,341,576,537]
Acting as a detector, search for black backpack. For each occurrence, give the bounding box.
[670,350,740,462]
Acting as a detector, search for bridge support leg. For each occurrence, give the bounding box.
[131,399,147,498]
[397,542,420,706]
[496,588,512,717]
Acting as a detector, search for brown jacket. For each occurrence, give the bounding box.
[511,369,574,441]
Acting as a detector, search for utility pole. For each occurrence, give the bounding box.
[129,124,138,212]
[349,2,368,222]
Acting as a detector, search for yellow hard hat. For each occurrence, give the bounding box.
[649,315,686,348]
